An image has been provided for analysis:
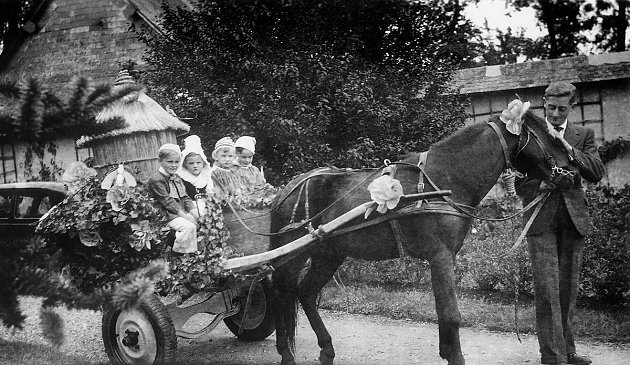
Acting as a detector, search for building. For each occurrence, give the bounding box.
[453,51,630,188]
[0,0,190,183]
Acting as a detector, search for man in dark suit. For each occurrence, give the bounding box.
[516,82,605,365]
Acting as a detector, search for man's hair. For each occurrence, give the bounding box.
[158,149,180,161]
[544,82,577,104]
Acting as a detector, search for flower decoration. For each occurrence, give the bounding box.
[79,230,102,247]
[499,99,530,135]
[101,164,137,190]
[61,161,97,194]
[367,175,403,215]
[130,220,153,251]
[106,185,131,212]
[102,164,136,211]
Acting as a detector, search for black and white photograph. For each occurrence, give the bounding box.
[0,1,628,364]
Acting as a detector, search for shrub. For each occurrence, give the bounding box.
[458,196,533,295]
[582,186,630,308]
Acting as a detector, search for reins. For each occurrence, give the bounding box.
[225,167,385,237]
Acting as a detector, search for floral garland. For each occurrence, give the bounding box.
[36,176,239,296]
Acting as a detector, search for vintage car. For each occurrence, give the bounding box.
[0,181,68,236]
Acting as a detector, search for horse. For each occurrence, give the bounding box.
[268,110,572,365]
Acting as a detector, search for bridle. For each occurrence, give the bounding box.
[500,121,576,183]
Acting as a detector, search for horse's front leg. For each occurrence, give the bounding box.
[429,249,466,365]
[297,254,344,365]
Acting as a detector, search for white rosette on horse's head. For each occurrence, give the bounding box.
[367,175,403,215]
[499,99,530,135]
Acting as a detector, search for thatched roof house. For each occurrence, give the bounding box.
[77,70,189,181]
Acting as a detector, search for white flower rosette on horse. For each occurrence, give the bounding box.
[366,174,403,217]
[499,99,530,135]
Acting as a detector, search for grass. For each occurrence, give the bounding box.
[318,283,630,344]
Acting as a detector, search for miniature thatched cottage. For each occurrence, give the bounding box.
[76,70,190,182]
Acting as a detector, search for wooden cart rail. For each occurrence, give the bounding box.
[223,190,452,272]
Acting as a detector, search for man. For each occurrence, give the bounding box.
[516,82,605,365]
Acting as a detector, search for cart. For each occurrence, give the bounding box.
[100,190,452,365]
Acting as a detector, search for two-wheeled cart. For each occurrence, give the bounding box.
[101,190,451,365]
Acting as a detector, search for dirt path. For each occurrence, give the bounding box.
[2,297,628,365]
[181,310,628,365]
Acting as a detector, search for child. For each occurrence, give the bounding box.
[177,135,214,216]
[233,136,266,193]
[210,137,241,197]
[146,143,198,254]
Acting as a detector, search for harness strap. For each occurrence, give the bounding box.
[488,121,513,170]
[490,191,550,259]
[389,220,407,259]
[417,151,428,193]
[327,201,472,238]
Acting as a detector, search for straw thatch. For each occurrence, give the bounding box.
[76,90,189,148]
[77,70,190,182]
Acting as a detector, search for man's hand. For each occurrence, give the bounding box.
[547,125,574,154]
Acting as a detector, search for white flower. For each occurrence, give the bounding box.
[367,175,403,214]
[499,99,530,135]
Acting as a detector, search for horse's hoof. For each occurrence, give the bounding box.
[281,359,297,365]
[319,354,334,365]
[448,355,466,365]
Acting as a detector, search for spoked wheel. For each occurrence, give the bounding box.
[102,294,177,365]
[224,278,275,341]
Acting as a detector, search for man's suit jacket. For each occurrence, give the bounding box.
[516,122,605,236]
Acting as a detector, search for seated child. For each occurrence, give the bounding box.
[233,136,266,193]
[210,137,242,197]
[177,135,214,216]
[146,143,198,254]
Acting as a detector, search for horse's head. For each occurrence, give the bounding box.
[508,110,576,188]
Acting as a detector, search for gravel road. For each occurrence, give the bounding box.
[1,296,628,365]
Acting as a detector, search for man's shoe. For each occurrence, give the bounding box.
[567,353,591,365]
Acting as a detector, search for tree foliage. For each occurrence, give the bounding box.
[142,0,476,184]
[0,0,45,66]
[0,77,139,144]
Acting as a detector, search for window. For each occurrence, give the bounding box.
[16,195,35,218]
[0,143,17,183]
[0,194,11,218]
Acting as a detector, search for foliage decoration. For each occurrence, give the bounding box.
[598,137,630,164]
[35,177,241,298]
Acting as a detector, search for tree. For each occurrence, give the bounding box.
[141,0,477,184]
[508,0,595,59]
[585,0,630,53]
[0,0,45,67]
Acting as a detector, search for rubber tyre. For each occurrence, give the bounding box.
[102,294,177,365]
[224,278,275,341]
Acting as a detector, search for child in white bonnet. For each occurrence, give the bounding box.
[177,135,214,216]
[233,136,266,193]
[210,137,242,197]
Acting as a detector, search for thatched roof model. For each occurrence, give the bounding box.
[76,70,189,148]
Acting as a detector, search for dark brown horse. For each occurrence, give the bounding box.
[269,111,571,365]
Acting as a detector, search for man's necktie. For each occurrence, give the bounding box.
[554,126,563,132]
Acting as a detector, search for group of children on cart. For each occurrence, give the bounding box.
[145,135,267,254]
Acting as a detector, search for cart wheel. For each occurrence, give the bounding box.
[102,294,177,365]
[224,278,275,341]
